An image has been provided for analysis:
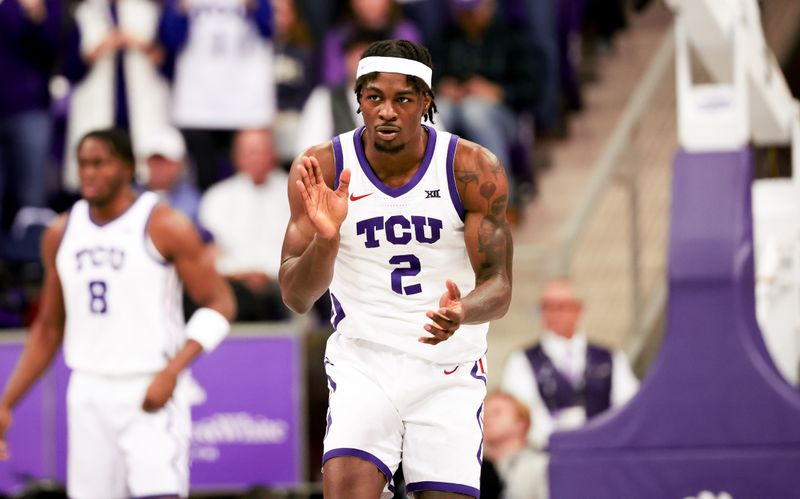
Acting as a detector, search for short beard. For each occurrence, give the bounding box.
[374,142,405,154]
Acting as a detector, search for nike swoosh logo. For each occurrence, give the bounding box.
[349,192,373,201]
[443,366,459,375]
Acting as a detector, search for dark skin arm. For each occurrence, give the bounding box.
[421,140,513,345]
[279,143,351,314]
[142,205,236,412]
[0,215,68,459]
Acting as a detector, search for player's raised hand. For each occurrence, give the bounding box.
[296,156,350,240]
[420,280,465,345]
[0,405,13,460]
[142,369,177,412]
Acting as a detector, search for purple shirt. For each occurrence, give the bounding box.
[0,0,63,119]
[321,21,422,87]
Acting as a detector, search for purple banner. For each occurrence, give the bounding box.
[1,331,303,493]
[188,335,302,488]
[0,341,49,494]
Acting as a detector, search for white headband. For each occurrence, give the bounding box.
[356,56,433,88]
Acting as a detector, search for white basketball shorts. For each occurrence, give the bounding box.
[322,332,488,498]
[66,370,191,499]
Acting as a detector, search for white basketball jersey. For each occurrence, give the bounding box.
[329,125,489,364]
[56,192,185,375]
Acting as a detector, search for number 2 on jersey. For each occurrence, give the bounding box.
[390,254,422,295]
[88,280,108,314]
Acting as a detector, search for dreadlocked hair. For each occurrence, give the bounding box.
[354,39,438,124]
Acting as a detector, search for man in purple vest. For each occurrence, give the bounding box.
[500,277,639,449]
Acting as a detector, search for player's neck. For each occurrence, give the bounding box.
[364,126,429,187]
[89,187,138,224]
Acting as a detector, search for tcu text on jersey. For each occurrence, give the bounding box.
[355,215,443,248]
[75,246,126,271]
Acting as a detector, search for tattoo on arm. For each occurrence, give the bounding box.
[455,168,480,193]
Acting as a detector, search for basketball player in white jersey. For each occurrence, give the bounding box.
[280,40,513,498]
[0,129,235,498]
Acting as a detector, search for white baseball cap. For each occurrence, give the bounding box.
[140,127,186,161]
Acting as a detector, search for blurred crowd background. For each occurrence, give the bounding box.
[0,0,655,328]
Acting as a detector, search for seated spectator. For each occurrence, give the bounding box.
[199,128,290,322]
[432,0,536,207]
[159,0,275,191]
[140,126,210,242]
[0,0,63,255]
[272,0,319,167]
[484,390,549,499]
[320,0,421,87]
[294,29,382,154]
[500,278,639,449]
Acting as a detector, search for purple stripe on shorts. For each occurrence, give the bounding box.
[332,135,344,190]
[470,361,487,385]
[406,481,480,498]
[325,408,333,439]
[131,495,180,498]
[445,134,464,221]
[476,403,484,466]
[323,448,394,492]
[330,293,345,330]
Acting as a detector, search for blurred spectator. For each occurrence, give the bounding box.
[294,29,382,154]
[397,0,447,47]
[500,278,639,449]
[320,0,421,87]
[484,390,549,499]
[0,0,63,253]
[514,0,560,136]
[432,0,535,206]
[272,0,319,167]
[199,129,290,322]
[159,0,275,191]
[63,0,171,191]
[140,126,211,241]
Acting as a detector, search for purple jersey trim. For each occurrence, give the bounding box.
[88,191,142,227]
[405,481,480,498]
[332,135,344,190]
[353,125,437,198]
[323,448,395,492]
[330,292,346,330]
[445,134,464,221]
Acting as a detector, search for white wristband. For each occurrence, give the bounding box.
[185,307,230,352]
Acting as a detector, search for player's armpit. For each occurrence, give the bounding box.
[148,205,236,321]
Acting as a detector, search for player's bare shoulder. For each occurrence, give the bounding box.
[452,138,509,217]
[42,213,70,263]
[291,141,338,188]
[147,203,201,261]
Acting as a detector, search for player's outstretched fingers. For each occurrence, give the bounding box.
[445,279,461,300]
[419,319,452,345]
[427,310,454,330]
[0,440,9,460]
[336,168,351,198]
[310,155,325,185]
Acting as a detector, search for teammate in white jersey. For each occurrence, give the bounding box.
[0,128,235,498]
[280,40,513,498]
